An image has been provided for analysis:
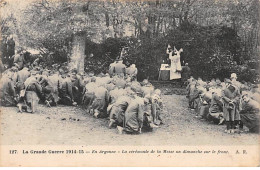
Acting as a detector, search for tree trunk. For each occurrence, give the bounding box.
[70,33,86,73]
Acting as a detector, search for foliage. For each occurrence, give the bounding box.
[0,0,259,82]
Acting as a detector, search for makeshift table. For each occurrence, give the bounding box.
[158,64,170,81]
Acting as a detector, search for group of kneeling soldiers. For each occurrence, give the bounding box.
[0,60,163,134]
[186,73,260,133]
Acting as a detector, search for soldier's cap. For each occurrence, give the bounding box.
[231,73,237,79]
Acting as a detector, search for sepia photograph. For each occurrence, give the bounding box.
[0,0,259,167]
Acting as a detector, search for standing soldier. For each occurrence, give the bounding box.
[6,36,15,68]
[114,59,126,78]
[0,59,4,79]
[230,73,242,93]
[222,79,241,133]
[181,63,191,87]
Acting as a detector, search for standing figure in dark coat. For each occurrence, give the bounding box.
[6,36,15,68]
[181,63,191,87]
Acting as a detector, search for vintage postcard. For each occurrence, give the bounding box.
[0,0,259,167]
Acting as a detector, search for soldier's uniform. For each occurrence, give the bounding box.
[92,86,110,118]
[123,98,152,134]
[108,96,132,128]
[82,82,97,112]
[108,62,117,77]
[126,64,137,80]
[0,74,17,106]
[151,91,163,125]
[113,61,126,78]
[222,82,241,132]
[208,90,224,124]
[13,53,25,70]
[16,67,30,93]
[24,75,42,113]
[48,73,61,105]
[58,76,75,106]
[240,98,259,133]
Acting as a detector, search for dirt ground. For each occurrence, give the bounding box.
[1,85,259,146]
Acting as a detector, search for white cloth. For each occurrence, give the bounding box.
[168,52,181,80]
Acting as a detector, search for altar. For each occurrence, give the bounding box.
[158,64,170,81]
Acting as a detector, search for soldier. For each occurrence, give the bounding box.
[108,61,117,77]
[6,36,15,68]
[13,51,26,70]
[82,77,97,113]
[151,89,163,125]
[118,97,152,134]
[208,88,224,124]
[23,70,42,113]
[38,70,58,107]
[108,95,132,128]
[181,63,191,87]
[113,76,126,89]
[0,59,5,79]
[126,64,138,80]
[58,69,76,106]
[16,66,30,95]
[0,68,17,106]
[230,73,242,93]
[70,69,84,104]
[113,59,126,78]
[197,89,211,120]
[91,85,110,118]
[142,79,154,97]
[109,87,128,105]
[48,70,62,106]
[222,79,241,133]
[240,93,260,133]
